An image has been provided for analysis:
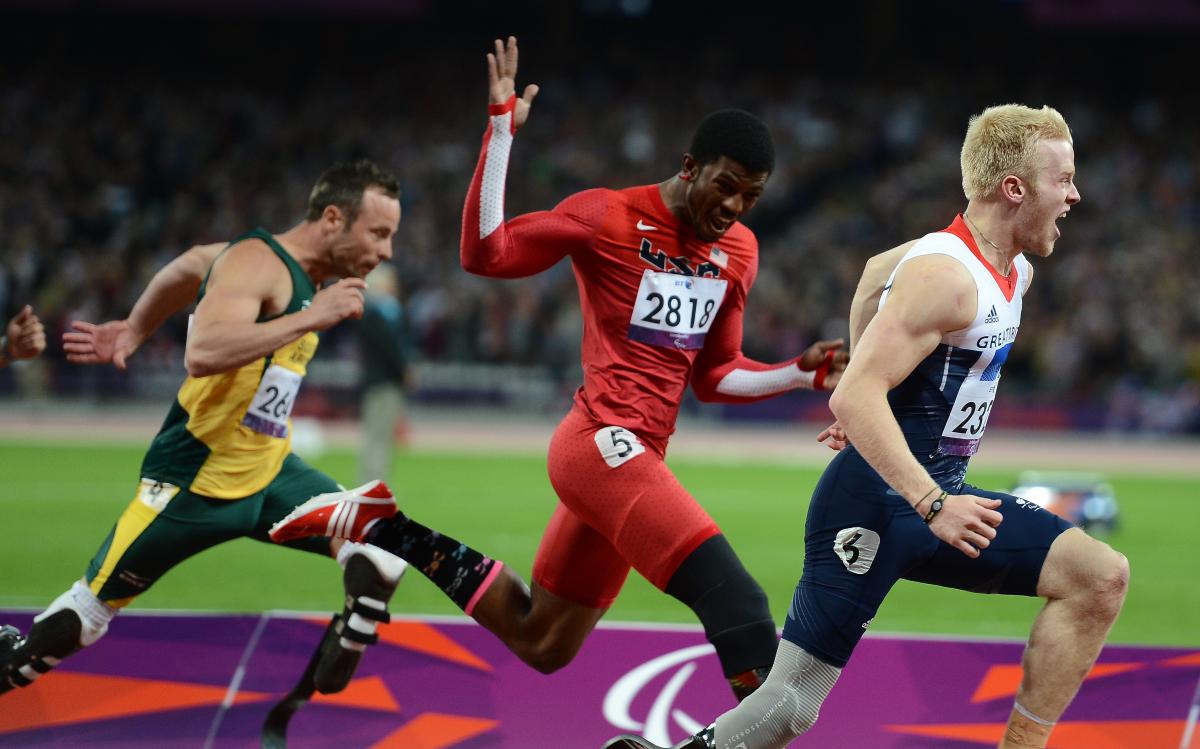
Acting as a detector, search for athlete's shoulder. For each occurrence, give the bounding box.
[723,220,758,250]
[214,235,278,268]
[603,184,664,221]
[571,184,675,239]
[911,228,967,255]
[553,187,617,220]
[206,235,290,293]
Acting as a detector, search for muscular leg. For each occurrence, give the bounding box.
[1001,528,1129,748]
[547,412,778,700]
[4,480,244,695]
[471,574,606,673]
[362,508,609,672]
[452,526,776,686]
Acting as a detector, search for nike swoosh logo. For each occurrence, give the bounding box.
[636,220,657,231]
[882,283,893,292]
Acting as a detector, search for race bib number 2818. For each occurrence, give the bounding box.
[627,270,728,351]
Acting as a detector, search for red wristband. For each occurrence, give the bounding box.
[812,350,835,391]
[488,94,517,117]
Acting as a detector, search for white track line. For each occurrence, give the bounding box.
[203,611,272,749]
[1181,671,1200,749]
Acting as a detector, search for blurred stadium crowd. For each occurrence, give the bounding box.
[0,2,1197,433]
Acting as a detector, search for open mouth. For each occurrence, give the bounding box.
[1054,209,1069,238]
[709,215,734,236]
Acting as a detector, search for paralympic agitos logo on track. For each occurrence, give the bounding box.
[602,644,718,746]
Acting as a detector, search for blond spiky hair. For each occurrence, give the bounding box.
[960,104,1072,201]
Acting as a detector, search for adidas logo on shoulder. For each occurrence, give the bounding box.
[983,305,1000,324]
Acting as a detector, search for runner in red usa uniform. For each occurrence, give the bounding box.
[270,36,847,703]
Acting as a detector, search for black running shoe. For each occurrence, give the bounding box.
[1,624,26,694]
[600,736,666,749]
[600,729,713,749]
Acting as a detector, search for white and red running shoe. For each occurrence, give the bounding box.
[270,480,397,544]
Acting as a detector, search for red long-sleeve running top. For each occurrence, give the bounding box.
[461,98,817,454]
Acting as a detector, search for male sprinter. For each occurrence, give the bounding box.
[271,37,846,703]
[1,161,408,708]
[606,104,1129,749]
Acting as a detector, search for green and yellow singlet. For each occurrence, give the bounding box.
[140,229,319,499]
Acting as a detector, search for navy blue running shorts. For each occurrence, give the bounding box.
[781,446,1073,668]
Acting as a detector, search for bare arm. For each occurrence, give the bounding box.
[63,242,226,369]
[816,241,912,448]
[847,240,914,355]
[184,241,365,377]
[828,254,1003,557]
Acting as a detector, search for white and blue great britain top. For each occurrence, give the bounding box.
[877,215,1033,485]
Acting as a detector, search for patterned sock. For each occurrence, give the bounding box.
[366,516,501,613]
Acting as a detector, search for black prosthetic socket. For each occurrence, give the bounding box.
[665,535,777,696]
[0,610,83,694]
[366,516,498,611]
[312,553,400,694]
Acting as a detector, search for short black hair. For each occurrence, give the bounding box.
[305,159,400,224]
[688,109,775,175]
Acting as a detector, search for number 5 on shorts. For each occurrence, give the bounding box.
[594,426,646,468]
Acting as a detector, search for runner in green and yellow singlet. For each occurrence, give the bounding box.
[2,160,410,708]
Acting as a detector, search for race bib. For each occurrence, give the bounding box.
[136,478,180,513]
[241,364,303,438]
[939,378,998,456]
[834,527,880,575]
[627,270,727,350]
[594,426,646,468]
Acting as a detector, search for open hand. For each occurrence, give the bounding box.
[488,36,539,130]
[63,319,143,370]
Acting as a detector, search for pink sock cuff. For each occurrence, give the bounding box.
[464,561,505,616]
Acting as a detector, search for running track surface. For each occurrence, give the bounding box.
[0,610,1196,748]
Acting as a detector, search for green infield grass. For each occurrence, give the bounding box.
[0,440,1194,647]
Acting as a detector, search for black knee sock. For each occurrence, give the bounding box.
[666,535,777,698]
[366,516,499,612]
